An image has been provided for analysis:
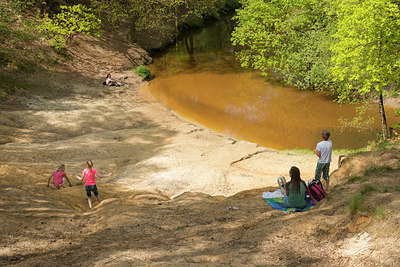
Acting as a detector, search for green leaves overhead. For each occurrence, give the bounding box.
[37,4,102,51]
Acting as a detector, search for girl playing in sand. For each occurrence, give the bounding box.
[74,160,112,208]
[47,164,72,189]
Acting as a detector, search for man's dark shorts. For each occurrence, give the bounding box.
[85,184,98,197]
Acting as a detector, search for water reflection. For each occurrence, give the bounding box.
[148,16,395,150]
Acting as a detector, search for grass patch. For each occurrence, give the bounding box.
[369,140,400,151]
[374,206,386,220]
[333,147,367,155]
[360,184,377,195]
[334,185,348,191]
[348,185,378,215]
[284,145,371,156]
[348,184,390,217]
[347,176,369,184]
[364,165,393,176]
[395,186,400,192]
[282,148,313,155]
[349,194,366,215]
[347,176,362,183]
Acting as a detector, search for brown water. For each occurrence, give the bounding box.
[147,16,396,150]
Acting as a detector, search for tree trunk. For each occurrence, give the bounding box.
[377,37,388,140]
[175,7,178,51]
[378,92,388,140]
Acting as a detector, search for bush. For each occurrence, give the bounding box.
[135,65,150,79]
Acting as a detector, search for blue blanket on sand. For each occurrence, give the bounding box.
[263,197,314,213]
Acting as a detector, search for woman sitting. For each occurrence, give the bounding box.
[104,72,126,87]
[278,166,307,209]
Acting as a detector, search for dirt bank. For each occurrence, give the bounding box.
[1,34,400,266]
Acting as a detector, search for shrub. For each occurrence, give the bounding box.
[135,65,151,79]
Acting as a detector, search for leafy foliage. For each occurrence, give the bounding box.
[36,4,102,51]
[10,0,38,13]
[0,1,34,97]
[231,0,400,138]
[331,0,400,101]
[88,0,131,27]
[135,66,151,79]
[0,1,45,72]
[231,0,336,92]
[89,0,232,35]
[330,0,400,138]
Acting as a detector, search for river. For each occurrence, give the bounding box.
[146,15,396,150]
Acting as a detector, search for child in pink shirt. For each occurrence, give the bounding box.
[74,160,112,208]
[47,164,72,189]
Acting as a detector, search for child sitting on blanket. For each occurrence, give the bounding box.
[278,166,307,209]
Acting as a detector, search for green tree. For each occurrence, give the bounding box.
[90,0,227,34]
[1,0,56,98]
[89,0,137,28]
[37,4,102,51]
[330,0,400,140]
[231,0,335,91]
